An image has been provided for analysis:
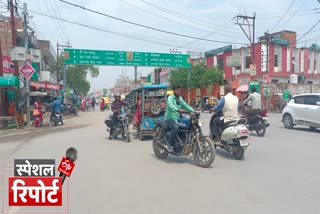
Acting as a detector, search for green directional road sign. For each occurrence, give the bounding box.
[63,49,191,68]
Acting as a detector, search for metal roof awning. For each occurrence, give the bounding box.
[0,76,19,87]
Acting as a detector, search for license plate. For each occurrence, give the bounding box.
[262,117,268,122]
[240,140,249,147]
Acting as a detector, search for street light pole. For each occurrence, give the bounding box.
[23,3,31,126]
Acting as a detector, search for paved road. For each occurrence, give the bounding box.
[0,110,319,214]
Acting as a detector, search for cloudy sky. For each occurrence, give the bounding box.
[5,0,320,91]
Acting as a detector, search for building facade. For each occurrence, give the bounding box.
[206,31,320,84]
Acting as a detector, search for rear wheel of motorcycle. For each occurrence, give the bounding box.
[126,130,131,143]
[232,146,244,160]
[255,118,266,137]
[73,111,77,116]
[192,137,215,168]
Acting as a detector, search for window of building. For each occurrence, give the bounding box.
[314,59,316,71]
[245,56,251,69]
[274,55,278,67]
[217,58,223,70]
[308,59,310,70]
[307,81,313,84]
[271,79,279,83]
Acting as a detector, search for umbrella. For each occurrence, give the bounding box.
[236,85,249,92]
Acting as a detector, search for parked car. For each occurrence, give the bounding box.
[282,93,320,129]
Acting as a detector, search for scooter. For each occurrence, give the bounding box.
[209,112,250,160]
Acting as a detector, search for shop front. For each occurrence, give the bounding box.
[0,76,20,128]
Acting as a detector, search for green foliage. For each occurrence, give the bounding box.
[200,66,224,87]
[309,43,320,52]
[168,68,188,88]
[190,64,206,88]
[169,64,224,89]
[49,55,100,95]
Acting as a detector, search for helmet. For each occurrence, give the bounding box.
[114,93,120,98]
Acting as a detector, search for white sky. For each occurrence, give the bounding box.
[6,0,320,91]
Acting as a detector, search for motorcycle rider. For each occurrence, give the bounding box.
[211,85,239,142]
[109,93,129,140]
[242,86,262,117]
[50,97,63,125]
[165,85,194,152]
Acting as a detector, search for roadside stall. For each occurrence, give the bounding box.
[0,76,20,128]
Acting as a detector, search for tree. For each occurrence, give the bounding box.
[190,64,206,88]
[200,66,224,87]
[168,68,188,88]
[49,55,100,95]
[309,43,320,52]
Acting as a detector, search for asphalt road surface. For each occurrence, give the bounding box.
[0,110,319,214]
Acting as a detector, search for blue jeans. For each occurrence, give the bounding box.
[166,119,179,147]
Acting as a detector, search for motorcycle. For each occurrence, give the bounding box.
[152,112,215,168]
[62,104,78,116]
[209,112,249,160]
[240,108,268,137]
[105,113,131,143]
[52,112,63,126]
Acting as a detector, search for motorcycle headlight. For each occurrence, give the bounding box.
[198,119,204,127]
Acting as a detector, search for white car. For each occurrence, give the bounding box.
[282,93,320,129]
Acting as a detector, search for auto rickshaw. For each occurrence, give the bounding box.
[128,84,167,140]
[200,96,218,113]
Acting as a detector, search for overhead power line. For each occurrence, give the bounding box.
[297,19,320,42]
[58,0,246,45]
[28,9,214,51]
[119,0,244,39]
[270,0,296,30]
[136,0,241,34]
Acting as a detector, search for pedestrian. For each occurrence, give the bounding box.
[33,99,41,128]
[86,99,90,111]
[100,98,105,111]
[92,97,96,111]
[81,98,86,111]
[133,94,142,127]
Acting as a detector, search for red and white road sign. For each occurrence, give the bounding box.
[20,62,35,79]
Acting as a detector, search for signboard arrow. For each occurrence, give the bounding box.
[19,62,35,79]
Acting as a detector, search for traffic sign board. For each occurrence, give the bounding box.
[63,49,191,68]
[249,64,256,76]
[20,62,35,79]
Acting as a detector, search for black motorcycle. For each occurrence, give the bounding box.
[152,112,215,168]
[62,104,78,116]
[240,108,267,137]
[105,113,131,143]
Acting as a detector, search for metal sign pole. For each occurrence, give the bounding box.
[187,68,191,104]
[63,63,66,92]
[134,66,137,88]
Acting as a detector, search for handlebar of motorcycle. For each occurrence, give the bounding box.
[182,111,200,117]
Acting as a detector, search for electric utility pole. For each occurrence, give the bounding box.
[235,13,256,78]
[23,2,31,126]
